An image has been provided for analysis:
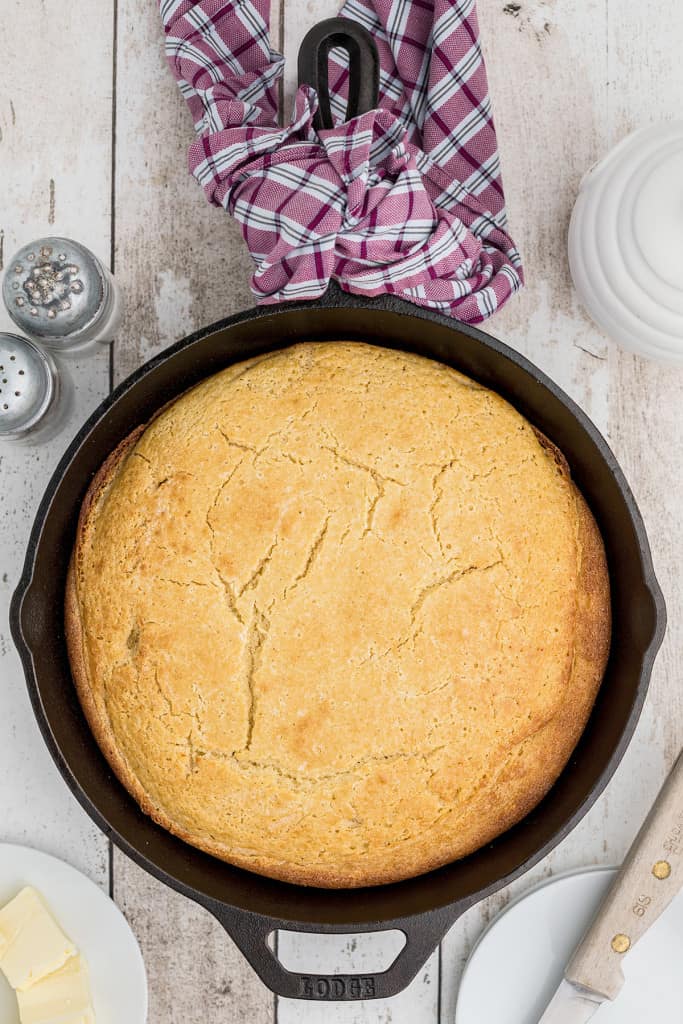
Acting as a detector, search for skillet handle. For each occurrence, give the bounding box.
[212,906,455,1000]
[297,17,380,131]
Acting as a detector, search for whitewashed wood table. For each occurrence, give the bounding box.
[1,1,682,1021]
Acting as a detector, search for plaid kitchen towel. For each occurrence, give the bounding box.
[160,0,523,322]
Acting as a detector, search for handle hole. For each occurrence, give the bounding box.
[315,36,358,129]
[298,19,379,130]
[324,44,350,125]
[271,929,406,975]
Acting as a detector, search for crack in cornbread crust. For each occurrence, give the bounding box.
[66,342,610,888]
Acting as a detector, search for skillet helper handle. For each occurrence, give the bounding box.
[297,17,380,131]
[566,748,683,1000]
[213,907,453,1000]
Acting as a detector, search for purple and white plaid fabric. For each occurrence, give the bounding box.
[160,0,523,322]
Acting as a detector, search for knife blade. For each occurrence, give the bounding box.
[537,749,683,1023]
[537,979,604,1024]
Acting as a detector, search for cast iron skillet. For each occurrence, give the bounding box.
[10,22,666,1003]
[10,289,666,1000]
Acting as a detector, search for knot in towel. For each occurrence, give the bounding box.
[162,0,523,323]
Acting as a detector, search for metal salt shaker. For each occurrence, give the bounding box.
[0,333,67,443]
[2,237,122,353]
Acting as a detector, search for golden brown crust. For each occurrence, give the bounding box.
[66,427,148,795]
[66,342,610,888]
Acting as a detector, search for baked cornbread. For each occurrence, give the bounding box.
[66,342,610,888]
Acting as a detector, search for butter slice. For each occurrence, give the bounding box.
[0,885,36,954]
[16,955,93,1024]
[0,887,76,991]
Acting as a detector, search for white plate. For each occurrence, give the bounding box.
[455,867,683,1024]
[0,843,147,1024]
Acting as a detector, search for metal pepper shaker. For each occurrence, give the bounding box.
[2,237,123,353]
[0,332,67,443]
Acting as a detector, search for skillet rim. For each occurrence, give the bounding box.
[9,290,666,933]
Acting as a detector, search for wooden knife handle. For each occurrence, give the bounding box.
[566,750,683,1000]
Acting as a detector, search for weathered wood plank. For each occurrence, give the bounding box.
[281,0,334,113]
[110,0,260,384]
[443,0,683,1018]
[440,0,617,1017]
[277,949,439,1024]
[2,2,673,1022]
[606,0,683,766]
[475,0,610,423]
[114,855,276,1024]
[276,1,442,1020]
[0,0,113,889]
[110,0,280,1020]
[604,0,683,1005]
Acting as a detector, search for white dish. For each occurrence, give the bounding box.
[568,121,683,364]
[455,866,683,1023]
[0,843,147,1024]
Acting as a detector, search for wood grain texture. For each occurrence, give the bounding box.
[110,2,280,1021]
[114,853,275,1024]
[439,0,617,1010]
[2,0,683,1021]
[599,0,683,1000]
[442,0,683,1019]
[0,0,112,889]
[607,0,683,773]
[276,1,441,1019]
[110,0,258,385]
[278,950,440,1024]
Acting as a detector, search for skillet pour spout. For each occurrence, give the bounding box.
[10,288,665,1000]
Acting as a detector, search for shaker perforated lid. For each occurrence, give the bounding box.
[2,237,105,343]
[0,333,56,438]
[569,121,683,363]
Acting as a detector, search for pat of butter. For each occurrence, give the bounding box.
[16,955,93,1024]
[0,887,76,991]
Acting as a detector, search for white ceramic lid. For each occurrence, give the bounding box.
[568,121,683,364]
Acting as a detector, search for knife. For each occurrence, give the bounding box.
[538,748,683,1023]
